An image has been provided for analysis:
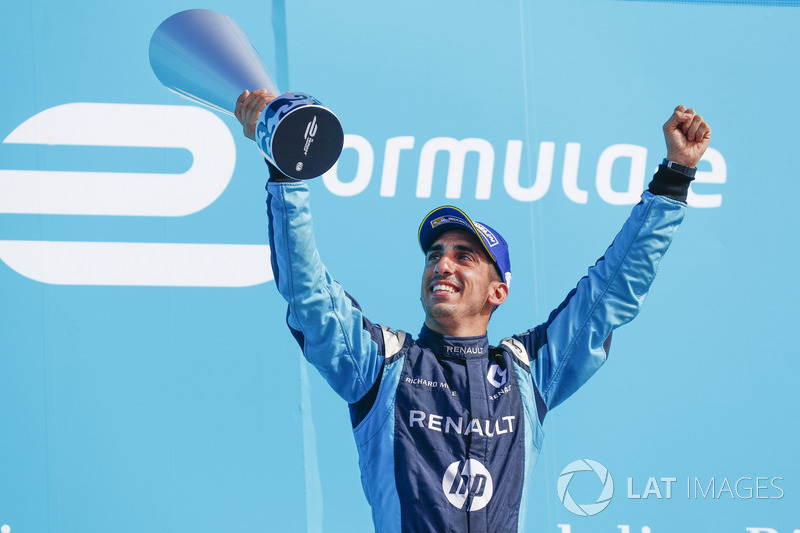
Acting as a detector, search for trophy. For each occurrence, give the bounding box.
[149,9,344,180]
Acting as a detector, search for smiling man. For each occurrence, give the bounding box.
[420,212,510,337]
[236,91,710,533]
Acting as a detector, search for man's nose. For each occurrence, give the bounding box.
[434,255,454,275]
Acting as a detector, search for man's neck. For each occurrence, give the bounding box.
[424,316,488,338]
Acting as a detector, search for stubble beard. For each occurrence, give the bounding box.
[423,292,485,323]
[426,301,456,319]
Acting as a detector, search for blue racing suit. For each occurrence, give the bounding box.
[265,164,692,532]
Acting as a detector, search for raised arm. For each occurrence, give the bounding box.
[513,106,710,412]
[236,90,386,406]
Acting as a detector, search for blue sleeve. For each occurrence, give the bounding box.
[514,190,687,410]
[266,180,385,404]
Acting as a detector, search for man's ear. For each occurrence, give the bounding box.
[487,281,509,307]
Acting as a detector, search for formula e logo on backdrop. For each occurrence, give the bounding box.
[0,103,272,287]
[442,459,494,511]
[322,135,727,208]
[557,459,614,516]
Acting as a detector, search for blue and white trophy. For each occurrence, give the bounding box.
[149,9,344,180]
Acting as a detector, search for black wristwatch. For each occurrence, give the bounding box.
[662,158,697,179]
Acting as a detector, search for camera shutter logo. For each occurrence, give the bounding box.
[442,459,494,511]
[557,459,614,516]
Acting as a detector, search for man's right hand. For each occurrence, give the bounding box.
[235,89,278,141]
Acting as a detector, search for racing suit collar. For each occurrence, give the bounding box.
[417,324,489,360]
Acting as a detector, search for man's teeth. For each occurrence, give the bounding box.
[433,284,456,293]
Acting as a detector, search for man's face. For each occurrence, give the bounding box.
[420,228,505,335]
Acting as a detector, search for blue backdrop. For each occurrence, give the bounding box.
[2,1,798,532]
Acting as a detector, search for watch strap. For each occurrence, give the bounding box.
[662,158,697,179]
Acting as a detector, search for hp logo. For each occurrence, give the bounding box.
[557,459,614,516]
[442,459,494,511]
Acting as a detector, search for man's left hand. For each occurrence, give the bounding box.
[663,105,712,168]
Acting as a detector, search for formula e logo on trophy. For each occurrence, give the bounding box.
[303,115,318,156]
[442,459,494,511]
[557,459,614,516]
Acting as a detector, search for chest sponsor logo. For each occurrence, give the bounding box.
[409,409,515,437]
[487,362,507,388]
[403,376,453,392]
[442,459,494,511]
